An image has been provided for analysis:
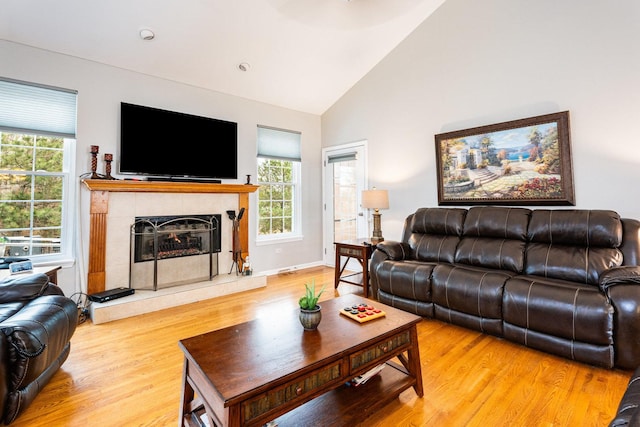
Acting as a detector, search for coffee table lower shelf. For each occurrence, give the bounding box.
[183,361,415,427]
[274,361,415,426]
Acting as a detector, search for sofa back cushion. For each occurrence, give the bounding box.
[406,208,467,263]
[455,207,531,273]
[0,273,51,304]
[525,210,623,284]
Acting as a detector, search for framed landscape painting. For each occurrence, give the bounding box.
[435,111,575,206]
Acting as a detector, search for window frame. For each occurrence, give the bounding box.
[255,125,303,245]
[0,131,76,266]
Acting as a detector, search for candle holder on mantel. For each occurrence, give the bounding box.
[104,153,115,180]
[90,145,100,179]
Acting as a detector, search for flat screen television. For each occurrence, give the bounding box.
[119,102,238,181]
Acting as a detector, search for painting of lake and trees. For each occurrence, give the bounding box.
[435,111,574,205]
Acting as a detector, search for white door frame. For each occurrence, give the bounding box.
[322,140,368,267]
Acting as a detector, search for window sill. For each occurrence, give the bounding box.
[33,257,75,269]
[256,234,304,246]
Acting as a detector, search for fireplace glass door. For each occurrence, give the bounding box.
[130,214,221,290]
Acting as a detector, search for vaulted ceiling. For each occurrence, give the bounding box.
[1,0,445,114]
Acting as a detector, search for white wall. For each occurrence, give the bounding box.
[0,40,324,295]
[322,0,640,242]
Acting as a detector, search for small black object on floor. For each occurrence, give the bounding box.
[88,287,135,303]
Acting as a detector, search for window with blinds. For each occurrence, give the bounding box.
[256,125,302,241]
[0,78,77,261]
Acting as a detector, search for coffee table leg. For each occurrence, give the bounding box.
[408,325,423,397]
[179,359,194,426]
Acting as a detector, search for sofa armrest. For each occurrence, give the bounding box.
[369,241,413,300]
[374,241,412,261]
[599,269,640,368]
[602,280,640,369]
[599,266,640,292]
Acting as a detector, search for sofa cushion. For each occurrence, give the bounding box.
[526,244,623,285]
[525,210,624,285]
[503,323,615,368]
[503,275,615,367]
[462,206,531,240]
[373,260,435,303]
[432,263,514,336]
[455,207,531,273]
[0,303,27,323]
[377,291,434,318]
[528,209,623,247]
[407,208,466,263]
[503,275,614,341]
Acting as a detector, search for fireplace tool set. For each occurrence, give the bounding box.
[227,208,250,275]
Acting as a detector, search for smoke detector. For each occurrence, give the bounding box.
[139,29,155,41]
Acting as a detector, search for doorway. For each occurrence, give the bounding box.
[322,141,368,267]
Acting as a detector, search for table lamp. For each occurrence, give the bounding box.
[361,188,389,244]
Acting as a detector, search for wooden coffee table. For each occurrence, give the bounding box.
[178,294,423,427]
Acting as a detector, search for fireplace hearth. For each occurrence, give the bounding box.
[130,214,221,290]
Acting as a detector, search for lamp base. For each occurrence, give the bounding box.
[370,211,384,245]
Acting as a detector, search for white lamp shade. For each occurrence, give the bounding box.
[361,189,389,210]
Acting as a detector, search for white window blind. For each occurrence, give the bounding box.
[327,152,357,163]
[257,125,301,161]
[0,78,77,138]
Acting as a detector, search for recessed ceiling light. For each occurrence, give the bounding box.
[139,29,155,41]
[238,62,251,72]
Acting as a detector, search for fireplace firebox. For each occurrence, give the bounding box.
[130,214,221,290]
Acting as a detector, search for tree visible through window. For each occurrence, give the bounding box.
[0,132,65,257]
[257,158,295,235]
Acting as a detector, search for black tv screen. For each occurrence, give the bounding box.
[119,102,238,181]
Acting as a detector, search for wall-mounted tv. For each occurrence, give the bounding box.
[119,102,238,181]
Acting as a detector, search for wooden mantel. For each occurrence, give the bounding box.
[82,179,259,295]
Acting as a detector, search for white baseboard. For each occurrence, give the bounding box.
[259,260,326,277]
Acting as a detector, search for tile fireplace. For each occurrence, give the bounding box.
[82,180,267,324]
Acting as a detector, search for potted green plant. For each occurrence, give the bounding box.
[298,279,325,331]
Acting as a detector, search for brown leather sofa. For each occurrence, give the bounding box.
[0,272,77,424]
[370,206,640,369]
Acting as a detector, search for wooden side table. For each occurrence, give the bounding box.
[334,239,375,298]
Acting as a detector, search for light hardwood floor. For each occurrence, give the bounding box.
[12,266,632,426]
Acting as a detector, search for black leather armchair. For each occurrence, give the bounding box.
[610,367,640,426]
[0,273,77,424]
